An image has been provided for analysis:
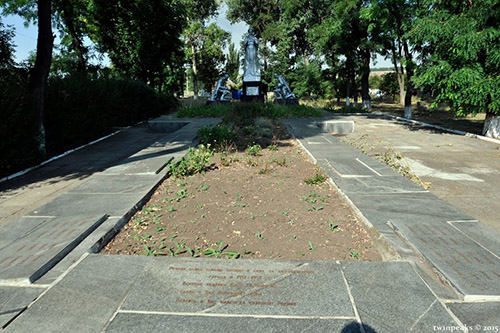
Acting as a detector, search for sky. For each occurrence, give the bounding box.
[2,5,392,68]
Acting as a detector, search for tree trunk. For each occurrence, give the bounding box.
[59,0,86,72]
[351,73,358,107]
[403,40,414,119]
[303,49,310,66]
[29,0,54,157]
[483,111,500,138]
[360,48,371,110]
[392,39,405,106]
[191,43,198,100]
[346,79,351,106]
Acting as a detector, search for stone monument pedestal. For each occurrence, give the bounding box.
[241,81,264,103]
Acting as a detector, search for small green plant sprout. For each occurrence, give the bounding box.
[275,157,287,167]
[328,219,341,232]
[304,168,327,185]
[246,144,262,156]
[309,241,317,250]
[142,245,164,256]
[202,241,240,259]
[292,234,297,240]
[250,212,255,220]
[196,183,210,192]
[155,226,164,232]
[267,144,278,151]
[255,232,263,239]
[349,248,361,259]
[282,210,289,216]
[289,219,295,225]
[167,206,176,212]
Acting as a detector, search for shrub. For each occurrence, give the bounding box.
[1,72,176,178]
[197,125,236,148]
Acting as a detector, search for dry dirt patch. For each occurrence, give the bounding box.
[102,135,381,261]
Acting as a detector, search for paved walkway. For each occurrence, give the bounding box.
[340,114,500,233]
[0,115,498,332]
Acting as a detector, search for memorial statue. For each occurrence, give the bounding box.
[243,28,261,82]
[273,73,298,105]
[208,74,231,104]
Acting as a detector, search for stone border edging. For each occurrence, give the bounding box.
[329,111,500,145]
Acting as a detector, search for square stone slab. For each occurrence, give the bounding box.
[449,222,500,257]
[0,287,44,328]
[332,173,428,195]
[68,174,163,194]
[0,217,54,251]
[3,255,148,333]
[0,215,107,282]
[447,302,500,327]
[122,258,355,318]
[27,192,145,217]
[105,313,359,333]
[341,262,458,331]
[391,221,500,299]
[346,192,476,226]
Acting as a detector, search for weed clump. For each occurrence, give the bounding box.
[304,168,327,185]
[167,144,214,178]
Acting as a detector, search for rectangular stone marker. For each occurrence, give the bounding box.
[121,258,355,318]
[392,220,500,299]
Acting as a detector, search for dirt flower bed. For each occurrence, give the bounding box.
[102,128,381,261]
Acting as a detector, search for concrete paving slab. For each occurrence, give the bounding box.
[3,255,148,333]
[34,217,122,285]
[341,262,458,331]
[0,217,54,251]
[27,192,145,217]
[105,313,359,333]
[68,174,163,194]
[346,192,476,225]
[333,174,428,195]
[148,120,190,133]
[122,258,354,317]
[0,215,107,282]
[447,302,500,327]
[449,222,500,257]
[391,220,500,299]
[0,287,44,328]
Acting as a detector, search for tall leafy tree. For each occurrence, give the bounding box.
[196,22,230,90]
[373,0,419,118]
[410,0,500,137]
[53,0,89,73]
[225,41,239,82]
[91,0,185,90]
[182,0,219,99]
[1,0,54,156]
[0,17,15,68]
